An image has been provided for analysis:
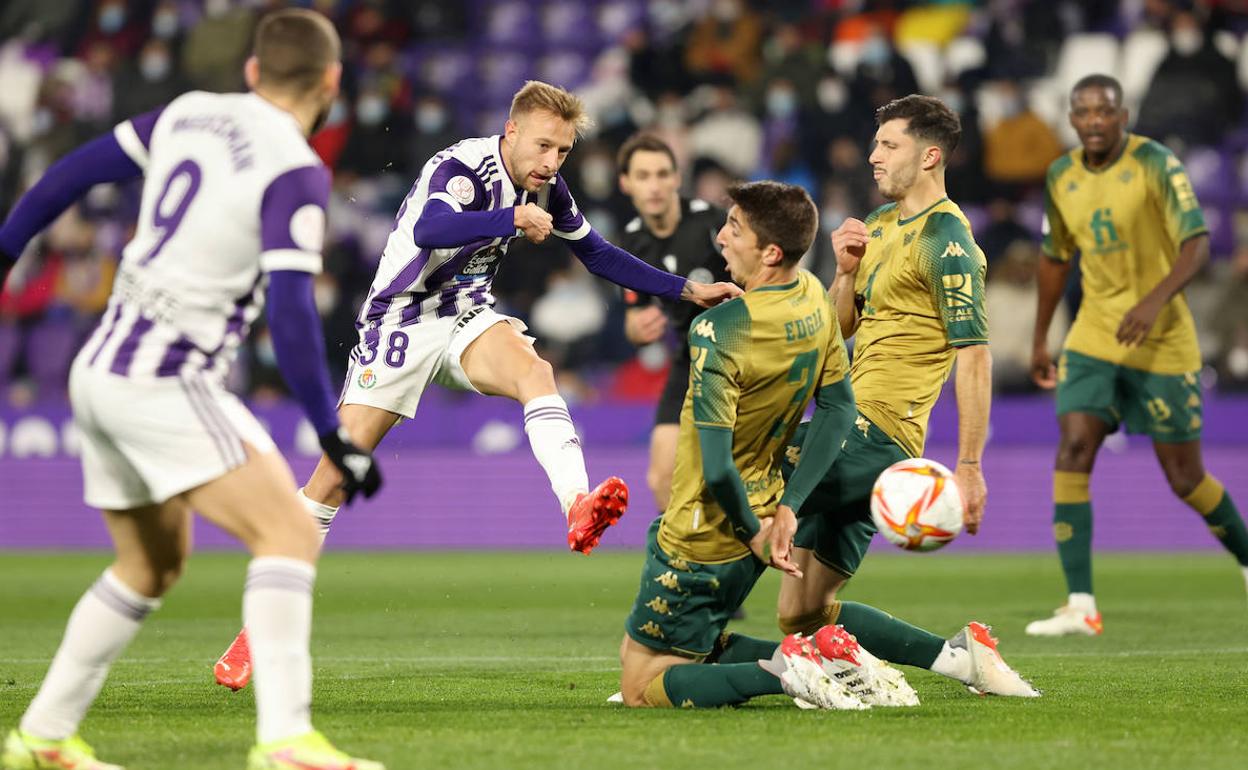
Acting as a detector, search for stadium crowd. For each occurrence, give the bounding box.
[2,0,1248,407]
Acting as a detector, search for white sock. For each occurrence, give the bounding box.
[1068,592,1097,613]
[244,556,316,744]
[21,570,159,739]
[298,488,339,546]
[522,394,589,516]
[929,641,973,683]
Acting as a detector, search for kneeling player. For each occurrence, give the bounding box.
[618,182,913,710]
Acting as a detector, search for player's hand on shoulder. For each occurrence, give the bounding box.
[682,280,743,308]
[514,203,553,244]
[830,217,869,274]
[624,305,667,345]
[319,428,383,503]
[1030,345,1057,389]
[954,461,986,535]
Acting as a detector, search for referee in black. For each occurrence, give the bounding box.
[616,133,732,514]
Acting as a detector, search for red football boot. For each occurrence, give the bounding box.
[567,476,628,554]
[214,627,252,691]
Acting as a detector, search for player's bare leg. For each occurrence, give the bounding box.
[1027,411,1111,636]
[5,502,186,770]
[188,446,381,766]
[646,424,679,514]
[216,407,398,691]
[1154,439,1248,598]
[460,321,626,553]
[775,547,1036,696]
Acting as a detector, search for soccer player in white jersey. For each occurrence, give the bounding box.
[0,11,385,770]
[209,80,742,690]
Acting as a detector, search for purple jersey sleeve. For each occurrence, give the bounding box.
[568,229,686,300]
[547,175,590,240]
[259,164,331,274]
[265,270,340,436]
[113,106,165,169]
[0,132,142,258]
[411,157,515,247]
[426,158,488,212]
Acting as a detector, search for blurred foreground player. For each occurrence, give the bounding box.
[213,81,741,690]
[1028,75,1248,636]
[0,10,384,770]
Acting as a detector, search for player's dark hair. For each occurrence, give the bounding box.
[875,94,962,164]
[616,133,678,175]
[253,8,340,94]
[726,181,818,266]
[1070,74,1124,107]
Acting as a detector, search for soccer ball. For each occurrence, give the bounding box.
[869,458,965,551]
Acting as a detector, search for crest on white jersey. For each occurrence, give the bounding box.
[447,175,476,205]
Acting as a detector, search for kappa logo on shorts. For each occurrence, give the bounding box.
[358,368,378,389]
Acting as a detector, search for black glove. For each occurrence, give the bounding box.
[318,428,382,504]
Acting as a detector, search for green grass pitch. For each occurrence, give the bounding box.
[1,550,1245,769]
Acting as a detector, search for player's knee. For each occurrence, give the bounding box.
[251,505,320,562]
[1161,462,1204,499]
[1056,435,1097,471]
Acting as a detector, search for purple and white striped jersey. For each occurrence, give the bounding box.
[79,91,330,382]
[358,135,590,329]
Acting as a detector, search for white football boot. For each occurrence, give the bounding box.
[811,625,920,707]
[1025,604,1103,637]
[761,634,869,711]
[951,622,1040,697]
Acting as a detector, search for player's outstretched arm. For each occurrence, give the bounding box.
[954,344,991,535]
[0,131,145,289]
[1031,255,1071,388]
[1117,233,1210,347]
[266,271,382,503]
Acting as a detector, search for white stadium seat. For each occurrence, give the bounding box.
[1054,33,1121,95]
[1119,29,1168,111]
[898,41,944,94]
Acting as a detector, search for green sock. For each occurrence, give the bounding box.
[708,633,778,664]
[661,662,783,708]
[1206,493,1248,565]
[835,601,944,669]
[1055,502,1094,594]
[1053,470,1093,594]
[1183,476,1248,566]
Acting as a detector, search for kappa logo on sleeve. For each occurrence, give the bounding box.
[692,319,717,342]
[941,241,968,259]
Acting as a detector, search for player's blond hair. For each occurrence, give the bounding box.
[509,80,594,137]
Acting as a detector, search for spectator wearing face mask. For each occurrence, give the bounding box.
[338,86,413,177]
[1136,9,1242,150]
[181,0,256,93]
[76,0,146,59]
[111,38,190,124]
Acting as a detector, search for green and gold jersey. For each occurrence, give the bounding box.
[1043,133,1206,374]
[852,198,988,458]
[659,270,850,564]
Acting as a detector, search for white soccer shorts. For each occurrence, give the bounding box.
[339,305,530,419]
[69,358,276,510]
